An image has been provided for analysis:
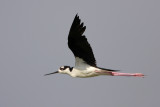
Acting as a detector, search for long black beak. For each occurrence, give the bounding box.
[44,71,59,76]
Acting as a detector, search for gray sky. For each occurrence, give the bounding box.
[0,0,160,107]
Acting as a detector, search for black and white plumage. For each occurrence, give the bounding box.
[68,14,96,67]
[45,14,144,78]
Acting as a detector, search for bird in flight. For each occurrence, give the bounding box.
[45,14,144,78]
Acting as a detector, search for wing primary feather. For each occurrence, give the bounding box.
[68,14,97,67]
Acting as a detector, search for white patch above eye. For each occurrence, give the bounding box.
[60,66,64,69]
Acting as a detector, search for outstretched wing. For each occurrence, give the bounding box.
[68,14,96,67]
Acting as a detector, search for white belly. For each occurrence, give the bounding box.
[70,67,99,78]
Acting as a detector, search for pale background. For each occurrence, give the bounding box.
[0,0,160,107]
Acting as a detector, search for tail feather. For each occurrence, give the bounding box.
[97,67,119,71]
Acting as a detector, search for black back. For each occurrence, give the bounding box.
[68,14,96,67]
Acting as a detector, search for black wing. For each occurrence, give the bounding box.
[68,14,96,67]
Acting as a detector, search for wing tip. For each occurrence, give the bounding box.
[75,13,79,19]
[76,13,78,16]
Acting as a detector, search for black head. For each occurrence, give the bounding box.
[44,66,73,76]
[59,66,73,72]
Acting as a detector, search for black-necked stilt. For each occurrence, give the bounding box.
[45,14,144,78]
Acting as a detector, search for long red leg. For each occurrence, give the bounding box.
[111,72,144,77]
